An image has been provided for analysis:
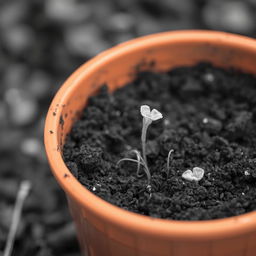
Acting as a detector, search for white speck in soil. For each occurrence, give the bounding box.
[203,73,215,83]
[164,119,170,126]
[125,145,132,150]
[203,118,209,124]
[244,170,250,176]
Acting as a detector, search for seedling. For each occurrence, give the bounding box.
[117,105,163,189]
[182,167,204,182]
[166,149,174,178]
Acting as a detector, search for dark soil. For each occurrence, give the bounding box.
[63,63,256,221]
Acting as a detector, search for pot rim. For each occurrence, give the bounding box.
[44,30,256,240]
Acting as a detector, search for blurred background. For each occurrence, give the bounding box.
[0,0,255,255]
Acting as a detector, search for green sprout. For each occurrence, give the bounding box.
[182,167,205,181]
[117,105,163,190]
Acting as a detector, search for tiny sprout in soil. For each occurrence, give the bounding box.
[166,149,174,178]
[182,167,205,182]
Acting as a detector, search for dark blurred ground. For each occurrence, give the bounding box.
[0,1,255,255]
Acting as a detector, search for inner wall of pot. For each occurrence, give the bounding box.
[57,40,256,150]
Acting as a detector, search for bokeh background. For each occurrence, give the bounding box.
[0,0,256,255]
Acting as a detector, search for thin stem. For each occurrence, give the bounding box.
[138,155,151,186]
[130,150,142,176]
[141,117,152,167]
[166,149,174,178]
[117,157,151,185]
[117,158,146,169]
[134,151,151,185]
[4,180,31,256]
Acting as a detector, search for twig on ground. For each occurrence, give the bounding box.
[3,180,31,256]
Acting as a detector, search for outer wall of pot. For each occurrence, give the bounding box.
[45,31,256,256]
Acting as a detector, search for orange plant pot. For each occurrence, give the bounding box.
[44,31,256,256]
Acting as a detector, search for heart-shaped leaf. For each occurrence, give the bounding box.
[140,105,163,121]
[182,167,204,181]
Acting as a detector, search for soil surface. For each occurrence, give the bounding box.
[63,63,256,220]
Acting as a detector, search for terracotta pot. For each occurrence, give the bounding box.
[44,31,256,256]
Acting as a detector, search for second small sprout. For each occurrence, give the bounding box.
[182,167,205,182]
